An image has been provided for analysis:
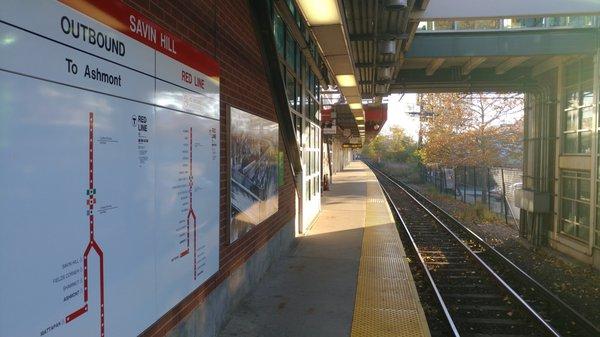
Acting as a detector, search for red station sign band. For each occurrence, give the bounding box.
[59,0,220,78]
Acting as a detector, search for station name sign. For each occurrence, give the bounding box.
[60,0,219,78]
[343,143,363,149]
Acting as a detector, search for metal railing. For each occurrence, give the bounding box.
[417,16,598,32]
[425,166,522,227]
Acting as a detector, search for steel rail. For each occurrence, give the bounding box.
[370,164,561,337]
[379,182,461,337]
[378,165,600,337]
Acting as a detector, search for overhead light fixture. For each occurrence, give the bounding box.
[349,103,362,110]
[297,0,341,26]
[355,116,364,121]
[347,96,361,104]
[336,74,357,87]
[385,0,407,10]
[378,40,396,54]
[378,67,392,80]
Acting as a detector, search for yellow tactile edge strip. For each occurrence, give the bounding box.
[351,171,431,337]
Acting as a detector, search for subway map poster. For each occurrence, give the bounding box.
[0,0,220,336]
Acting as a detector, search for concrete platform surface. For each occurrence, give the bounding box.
[218,161,429,337]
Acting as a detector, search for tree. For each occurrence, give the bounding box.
[419,92,523,168]
[362,127,417,163]
[419,92,524,201]
[462,92,523,168]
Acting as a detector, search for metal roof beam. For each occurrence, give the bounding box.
[531,55,569,77]
[349,33,410,41]
[426,58,445,76]
[355,61,396,68]
[495,56,530,75]
[413,0,600,20]
[390,67,536,93]
[462,57,487,75]
[406,29,598,58]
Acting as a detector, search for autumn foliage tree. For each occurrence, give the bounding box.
[419,92,523,168]
[418,92,523,200]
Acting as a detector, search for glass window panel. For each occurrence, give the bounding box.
[576,226,590,242]
[295,44,301,76]
[579,131,591,153]
[432,20,454,30]
[582,87,593,106]
[581,107,593,129]
[273,13,285,56]
[578,178,590,201]
[295,83,302,111]
[561,219,574,236]
[564,132,577,153]
[562,200,575,222]
[565,109,577,131]
[577,203,590,225]
[562,177,576,199]
[285,30,295,67]
[285,71,296,109]
[566,90,579,110]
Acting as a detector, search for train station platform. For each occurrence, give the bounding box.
[219,161,430,337]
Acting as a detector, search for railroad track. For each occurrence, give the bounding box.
[368,163,600,337]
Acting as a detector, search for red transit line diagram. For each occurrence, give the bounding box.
[176,127,198,280]
[188,127,198,280]
[65,112,106,337]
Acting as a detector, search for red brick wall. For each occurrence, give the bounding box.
[123,0,296,335]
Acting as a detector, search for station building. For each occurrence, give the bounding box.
[1,1,600,337]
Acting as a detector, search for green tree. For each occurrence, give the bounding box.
[362,127,417,163]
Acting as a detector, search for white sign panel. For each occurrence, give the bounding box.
[0,1,220,336]
[154,108,220,314]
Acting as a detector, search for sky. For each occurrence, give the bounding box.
[380,93,420,140]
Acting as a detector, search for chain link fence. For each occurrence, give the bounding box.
[424,166,522,227]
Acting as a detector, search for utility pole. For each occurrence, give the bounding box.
[407,94,434,148]
[407,94,435,182]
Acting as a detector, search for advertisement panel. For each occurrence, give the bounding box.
[0,1,219,336]
[230,107,279,242]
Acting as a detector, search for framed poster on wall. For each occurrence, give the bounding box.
[229,106,279,243]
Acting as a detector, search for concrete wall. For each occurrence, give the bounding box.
[165,219,296,337]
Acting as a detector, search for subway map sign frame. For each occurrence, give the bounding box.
[0,1,220,336]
